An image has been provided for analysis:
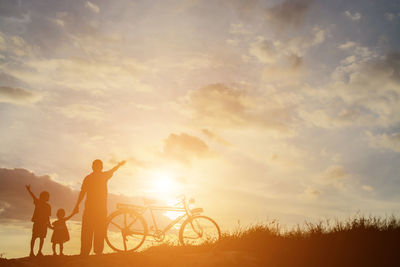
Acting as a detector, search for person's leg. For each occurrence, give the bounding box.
[30,236,35,257]
[60,243,64,256]
[81,212,94,256]
[93,212,107,255]
[52,243,57,255]
[37,238,44,256]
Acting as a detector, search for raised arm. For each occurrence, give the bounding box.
[109,160,126,173]
[25,184,38,201]
[105,160,126,178]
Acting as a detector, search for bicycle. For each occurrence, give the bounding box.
[105,195,221,252]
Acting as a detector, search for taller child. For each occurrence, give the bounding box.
[73,159,126,255]
[25,185,51,257]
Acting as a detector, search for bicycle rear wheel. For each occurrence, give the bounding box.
[179,215,221,246]
[106,210,148,252]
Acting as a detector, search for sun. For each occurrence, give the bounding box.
[151,170,177,194]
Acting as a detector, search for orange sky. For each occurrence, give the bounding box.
[1,0,400,258]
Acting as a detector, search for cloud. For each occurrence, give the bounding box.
[344,10,362,21]
[226,0,313,31]
[300,51,400,129]
[265,0,313,30]
[302,186,321,200]
[163,133,215,164]
[85,1,100,14]
[323,165,348,181]
[182,84,293,135]
[318,165,349,189]
[311,26,327,46]
[0,32,34,57]
[59,104,105,122]
[202,129,231,146]
[384,13,395,21]
[249,26,326,81]
[249,38,277,64]
[339,41,357,50]
[298,107,376,129]
[362,185,374,192]
[367,131,400,152]
[9,55,152,94]
[0,86,40,105]
[229,23,253,35]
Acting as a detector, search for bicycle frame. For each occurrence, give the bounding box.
[144,205,188,237]
[116,196,195,239]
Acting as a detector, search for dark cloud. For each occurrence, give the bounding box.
[163,133,214,164]
[0,86,40,105]
[371,51,400,82]
[0,72,28,88]
[0,168,149,223]
[0,168,77,222]
[226,0,313,31]
[265,0,313,30]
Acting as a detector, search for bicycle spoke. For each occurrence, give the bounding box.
[190,220,203,236]
[122,233,127,251]
[111,221,123,230]
[126,217,138,229]
[180,216,220,246]
[107,210,147,253]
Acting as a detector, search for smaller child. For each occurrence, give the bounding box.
[51,208,76,255]
[25,184,51,257]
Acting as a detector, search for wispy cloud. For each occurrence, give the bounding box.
[344,10,362,21]
[0,86,41,105]
[59,104,105,122]
[85,1,100,14]
[367,131,400,153]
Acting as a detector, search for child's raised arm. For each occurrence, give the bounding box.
[25,185,38,201]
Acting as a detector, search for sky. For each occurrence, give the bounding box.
[1,0,400,258]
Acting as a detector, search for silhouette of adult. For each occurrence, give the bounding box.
[73,159,126,255]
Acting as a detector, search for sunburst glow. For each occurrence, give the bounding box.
[150,171,177,195]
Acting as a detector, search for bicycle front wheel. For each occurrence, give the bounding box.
[179,215,221,246]
[106,210,148,252]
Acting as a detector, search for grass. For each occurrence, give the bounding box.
[145,215,400,266]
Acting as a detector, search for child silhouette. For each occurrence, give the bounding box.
[25,184,51,257]
[51,208,77,256]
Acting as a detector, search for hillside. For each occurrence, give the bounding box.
[1,216,399,267]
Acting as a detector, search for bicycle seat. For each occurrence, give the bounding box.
[116,203,143,212]
[143,198,157,205]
